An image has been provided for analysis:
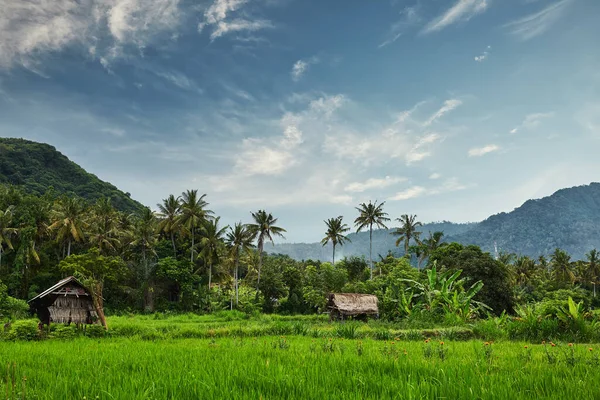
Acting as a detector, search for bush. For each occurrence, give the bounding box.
[4,320,39,341]
[84,324,106,338]
[334,322,361,339]
[51,325,80,340]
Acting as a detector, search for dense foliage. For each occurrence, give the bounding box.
[0,138,143,214]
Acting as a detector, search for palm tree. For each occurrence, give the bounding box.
[513,255,536,286]
[199,217,228,293]
[321,216,351,265]
[422,231,445,254]
[88,198,120,255]
[0,205,18,268]
[48,197,87,257]
[586,249,600,289]
[179,190,212,264]
[392,214,422,255]
[132,208,159,311]
[247,210,286,289]
[551,248,574,285]
[225,223,255,307]
[354,201,390,279]
[157,194,181,257]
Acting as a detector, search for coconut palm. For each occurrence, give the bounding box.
[512,255,537,286]
[354,201,390,279]
[586,249,600,285]
[179,190,212,264]
[321,216,351,265]
[247,210,286,289]
[392,214,422,255]
[132,207,159,311]
[157,194,182,257]
[199,217,228,292]
[88,198,121,255]
[225,223,255,307]
[48,197,87,257]
[551,248,574,284]
[0,205,18,268]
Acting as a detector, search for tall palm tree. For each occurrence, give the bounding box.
[199,217,228,292]
[392,214,422,255]
[247,210,286,289]
[586,249,600,287]
[225,223,255,307]
[179,190,212,264]
[132,208,159,311]
[551,248,574,285]
[354,201,390,279]
[321,216,351,265]
[88,198,120,255]
[422,231,445,255]
[157,194,181,257]
[0,205,18,268]
[512,255,537,286]
[48,197,87,257]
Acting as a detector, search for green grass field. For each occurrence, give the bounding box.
[2,315,600,399]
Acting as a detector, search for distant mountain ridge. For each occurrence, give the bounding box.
[0,138,144,213]
[270,183,600,261]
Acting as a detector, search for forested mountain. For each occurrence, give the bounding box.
[271,183,600,261]
[447,183,600,259]
[0,138,143,213]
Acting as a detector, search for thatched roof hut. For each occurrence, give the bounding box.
[29,276,98,325]
[327,293,379,320]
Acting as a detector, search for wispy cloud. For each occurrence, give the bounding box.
[291,56,320,81]
[429,173,441,180]
[198,0,273,41]
[468,144,500,157]
[389,178,467,201]
[379,6,420,48]
[510,112,554,133]
[422,0,489,34]
[344,176,407,193]
[0,0,184,70]
[504,0,573,40]
[154,70,203,93]
[474,45,491,62]
[424,99,462,126]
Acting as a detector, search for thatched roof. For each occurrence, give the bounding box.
[28,276,89,303]
[327,293,379,315]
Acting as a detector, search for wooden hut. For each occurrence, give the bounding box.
[327,293,379,321]
[28,276,98,325]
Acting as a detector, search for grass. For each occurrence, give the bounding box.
[1,336,599,399]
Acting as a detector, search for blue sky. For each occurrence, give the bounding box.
[1,0,599,242]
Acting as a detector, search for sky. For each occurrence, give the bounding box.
[1,0,599,242]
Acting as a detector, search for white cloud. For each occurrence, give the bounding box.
[154,70,202,92]
[424,99,462,126]
[199,0,273,41]
[344,176,407,193]
[474,45,491,62]
[101,127,126,137]
[468,144,500,157]
[309,94,346,117]
[510,112,554,133]
[390,186,427,200]
[422,0,489,34]
[0,0,183,70]
[379,6,420,48]
[291,57,319,81]
[429,173,441,180]
[504,0,572,41]
[389,178,467,201]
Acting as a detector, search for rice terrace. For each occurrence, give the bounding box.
[2,0,600,399]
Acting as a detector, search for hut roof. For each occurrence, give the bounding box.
[28,276,89,303]
[328,293,379,315]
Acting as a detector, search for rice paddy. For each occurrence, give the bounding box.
[2,315,600,399]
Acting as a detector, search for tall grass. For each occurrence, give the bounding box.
[1,337,599,399]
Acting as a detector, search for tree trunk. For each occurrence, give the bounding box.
[93,283,108,330]
[256,240,263,290]
[171,232,176,257]
[235,251,239,307]
[67,239,71,257]
[208,261,212,293]
[332,244,336,265]
[0,246,3,270]
[369,225,373,280]
[190,228,195,264]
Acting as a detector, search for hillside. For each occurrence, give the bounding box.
[0,138,144,213]
[448,183,600,259]
[271,183,600,261]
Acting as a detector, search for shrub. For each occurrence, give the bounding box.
[5,320,39,341]
[334,322,361,339]
[84,324,106,338]
[51,325,80,340]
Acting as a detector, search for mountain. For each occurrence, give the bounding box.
[0,138,144,213]
[270,183,600,261]
[447,183,600,259]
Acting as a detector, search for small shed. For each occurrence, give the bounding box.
[327,293,379,321]
[28,276,98,325]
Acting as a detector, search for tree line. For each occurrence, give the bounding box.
[1,184,599,322]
